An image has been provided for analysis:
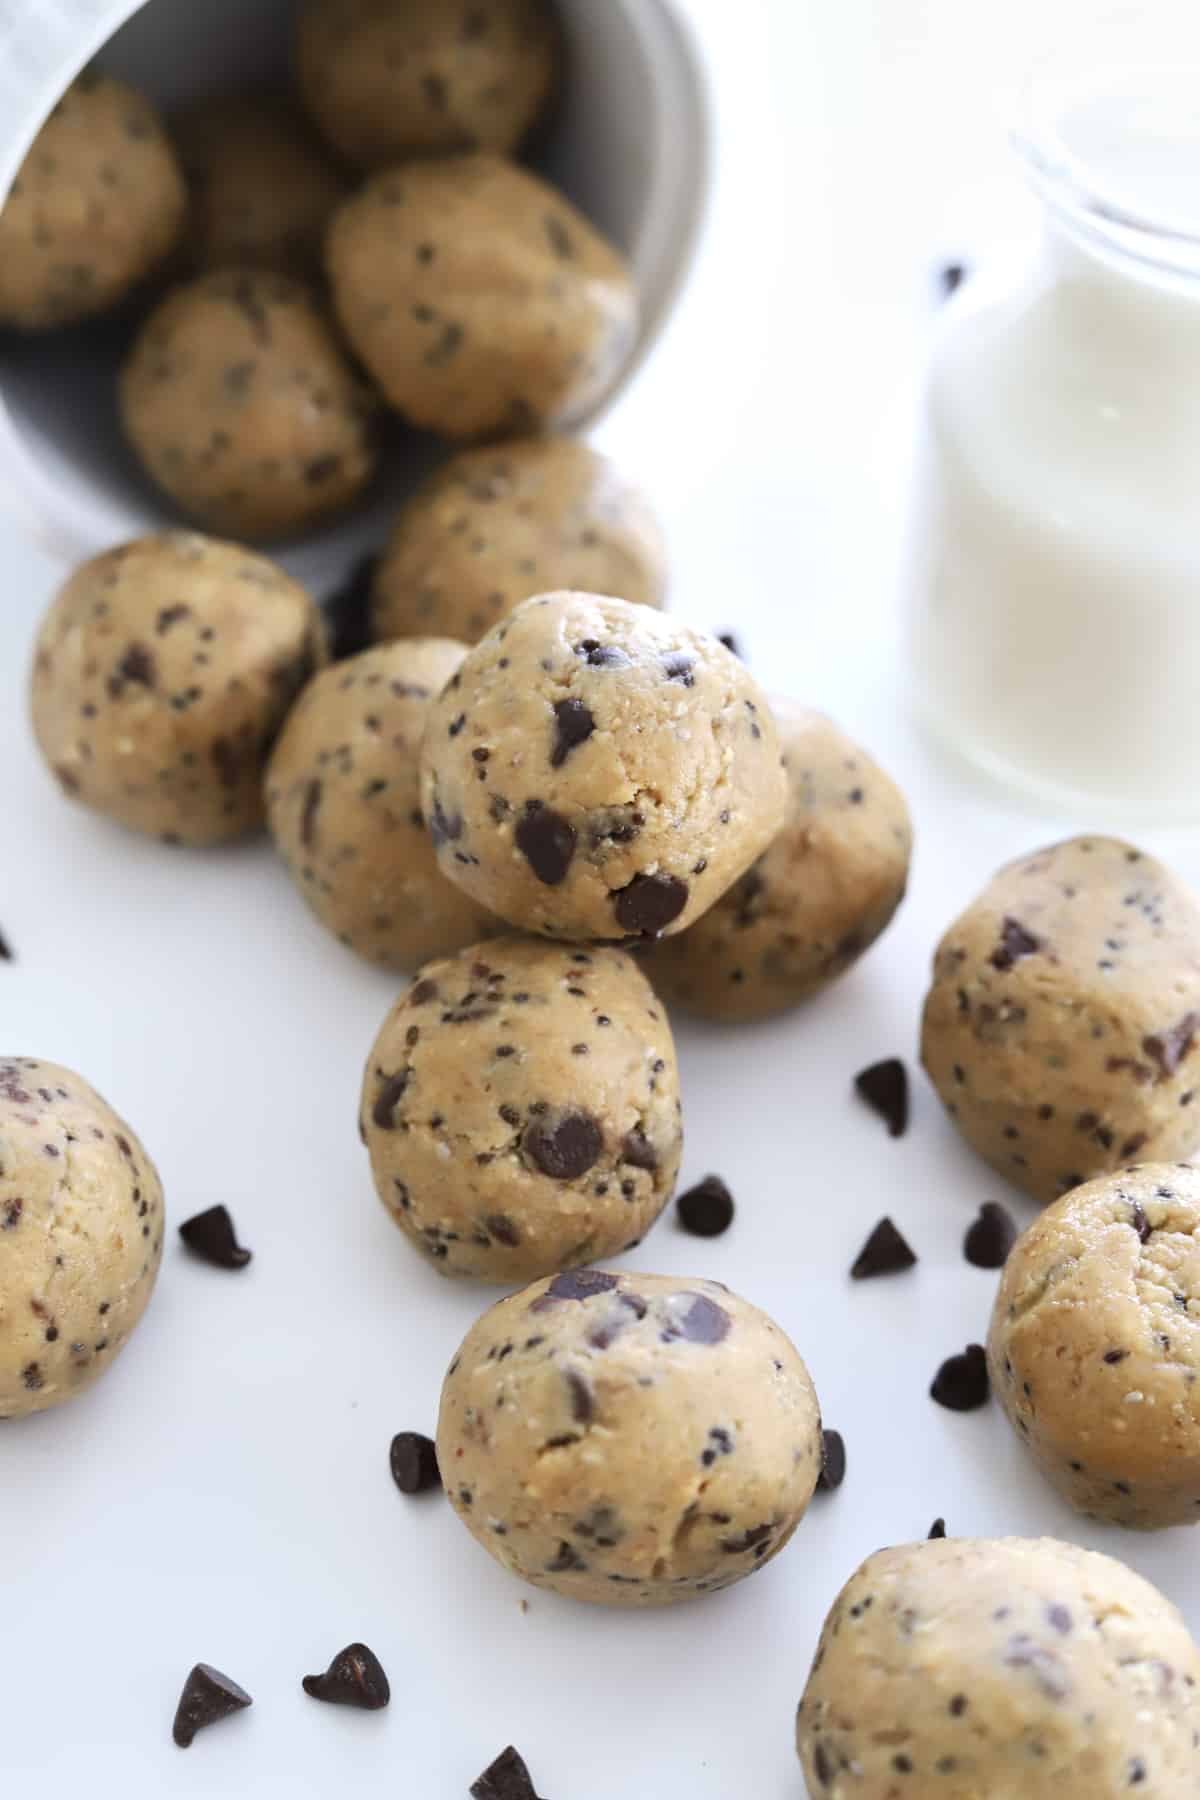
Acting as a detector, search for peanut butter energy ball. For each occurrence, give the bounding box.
[922,836,1200,1203]
[266,638,498,968]
[120,269,378,541]
[0,71,185,329]
[0,1059,163,1418]
[438,1269,822,1604]
[296,0,560,168]
[31,532,326,845]
[326,155,637,439]
[360,937,682,1281]
[371,438,667,643]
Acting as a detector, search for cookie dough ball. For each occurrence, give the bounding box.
[0,71,185,330]
[922,837,1200,1204]
[644,706,912,1021]
[438,1269,821,1605]
[266,638,498,967]
[120,268,378,541]
[360,937,682,1281]
[419,594,787,942]
[371,439,667,644]
[31,532,327,846]
[173,93,346,277]
[989,1162,1200,1529]
[327,155,637,439]
[797,1535,1200,1797]
[296,0,560,168]
[0,1059,164,1418]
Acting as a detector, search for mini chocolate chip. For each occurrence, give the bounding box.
[964,1201,1017,1269]
[550,698,595,768]
[515,802,576,885]
[990,917,1041,971]
[575,638,630,669]
[931,1344,990,1411]
[302,1643,390,1710]
[672,1294,730,1344]
[940,261,969,296]
[486,1213,521,1246]
[928,1517,947,1538]
[565,1370,593,1423]
[389,1431,440,1495]
[372,1070,409,1128]
[1047,1603,1072,1634]
[854,1057,909,1136]
[1131,1202,1152,1243]
[661,652,695,686]
[172,1664,252,1747]
[410,979,438,1005]
[299,778,322,849]
[850,1216,916,1279]
[533,1270,620,1310]
[523,1111,602,1180]
[470,1744,545,1800]
[716,631,742,657]
[816,1429,846,1491]
[1103,1348,1129,1364]
[178,1205,251,1271]
[620,1128,657,1171]
[108,641,156,696]
[613,873,688,936]
[1144,1012,1200,1079]
[427,796,463,848]
[676,1175,734,1237]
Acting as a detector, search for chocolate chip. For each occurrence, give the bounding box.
[854,1058,909,1136]
[850,1216,916,1279]
[390,1431,440,1495]
[620,1128,657,1171]
[661,652,695,686]
[565,1370,593,1423]
[613,873,688,936]
[1143,1012,1200,1080]
[428,795,463,848]
[372,1070,409,1129]
[299,778,322,849]
[716,631,742,658]
[0,927,11,961]
[470,1745,545,1800]
[928,1517,947,1538]
[179,1205,251,1271]
[575,638,630,669]
[302,1643,390,1710]
[322,553,377,661]
[964,1201,1017,1269]
[533,1269,619,1307]
[550,698,595,768]
[108,641,156,696]
[816,1429,846,1491]
[931,1344,990,1411]
[671,1294,730,1344]
[515,802,576,885]
[1131,1202,1152,1243]
[676,1175,734,1237]
[940,261,969,296]
[486,1213,520,1247]
[523,1111,602,1180]
[990,917,1041,971]
[172,1664,252,1747]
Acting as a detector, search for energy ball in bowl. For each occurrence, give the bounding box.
[31,532,326,846]
[989,1162,1200,1529]
[0,71,185,330]
[326,155,637,440]
[419,593,787,942]
[172,93,347,277]
[371,438,667,644]
[643,706,912,1021]
[120,268,378,542]
[266,638,498,968]
[360,936,682,1281]
[295,0,560,168]
[796,1535,1200,1797]
[922,836,1200,1203]
[438,1269,822,1605]
[0,1058,163,1418]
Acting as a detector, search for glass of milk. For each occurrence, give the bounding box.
[906,68,1200,819]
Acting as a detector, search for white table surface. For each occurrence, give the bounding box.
[4,1,1200,1795]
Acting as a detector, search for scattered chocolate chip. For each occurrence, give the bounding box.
[575,638,630,669]
[470,1744,545,1800]
[816,1429,846,1491]
[670,1293,730,1344]
[179,1205,251,1271]
[676,1175,734,1237]
[716,631,742,658]
[515,802,576,885]
[302,1643,390,1710]
[940,262,969,296]
[323,553,377,661]
[172,1663,252,1748]
[1131,1202,1152,1243]
[390,1431,441,1495]
[523,1111,602,1180]
[990,917,1040,971]
[299,778,322,849]
[931,1344,990,1411]
[620,1127,657,1171]
[0,927,11,961]
[928,1517,947,1538]
[533,1268,618,1307]
[661,652,695,686]
[963,1201,1017,1269]
[1143,1012,1200,1080]
[854,1058,909,1137]
[428,795,463,848]
[850,1216,916,1280]
[550,697,595,768]
[565,1370,593,1423]
[613,873,688,936]
[108,641,156,696]
[372,1070,409,1128]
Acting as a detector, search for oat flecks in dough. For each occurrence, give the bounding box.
[30,531,327,846]
[922,836,1200,1203]
[989,1161,1200,1529]
[796,1535,1200,1796]
[359,935,682,1282]
[0,1058,163,1418]
[438,1269,821,1605]
[266,637,499,969]
[418,592,787,942]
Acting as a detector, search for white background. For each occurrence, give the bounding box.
[4,2,1200,1795]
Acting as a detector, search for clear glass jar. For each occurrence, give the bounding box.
[905,70,1200,820]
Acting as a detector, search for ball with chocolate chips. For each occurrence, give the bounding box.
[360,936,682,1281]
[326,155,637,440]
[797,1534,1200,1797]
[419,593,788,942]
[0,71,185,330]
[296,0,560,169]
[988,1162,1200,1529]
[30,532,327,846]
[371,438,667,645]
[0,1059,164,1418]
[266,637,498,968]
[643,706,912,1020]
[438,1268,822,1604]
[120,269,378,541]
[172,93,346,277]
[922,837,1200,1204]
